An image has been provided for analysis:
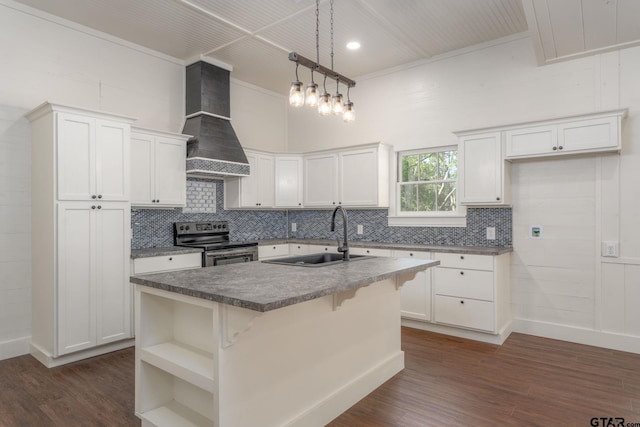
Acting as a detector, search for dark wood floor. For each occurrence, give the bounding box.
[1,328,639,426]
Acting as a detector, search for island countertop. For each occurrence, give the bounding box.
[130,257,438,312]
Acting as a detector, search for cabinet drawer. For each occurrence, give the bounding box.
[392,250,431,260]
[434,252,493,271]
[434,268,494,301]
[349,247,391,257]
[258,244,289,259]
[307,245,338,254]
[133,253,202,274]
[288,244,310,255]
[434,295,494,332]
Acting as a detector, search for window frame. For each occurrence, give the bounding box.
[388,145,467,227]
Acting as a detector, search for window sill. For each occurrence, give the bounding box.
[387,214,467,228]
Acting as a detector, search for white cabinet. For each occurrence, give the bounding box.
[131,128,189,208]
[57,202,132,355]
[505,110,625,159]
[432,252,510,334]
[289,243,311,255]
[258,244,290,260]
[132,253,202,275]
[57,112,130,201]
[304,144,391,208]
[457,132,511,206]
[225,151,275,208]
[27,102,135,367]
[393,250,432,321]
[275,155,304,208]
[304,152,339,207]
[350,247,391,257]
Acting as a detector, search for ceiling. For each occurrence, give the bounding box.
[11,0,640,94]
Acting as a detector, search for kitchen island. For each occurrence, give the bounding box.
[131,256,438,427]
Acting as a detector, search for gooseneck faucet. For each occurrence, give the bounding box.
[331,206,350,261]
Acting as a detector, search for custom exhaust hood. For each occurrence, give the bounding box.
[183,61,250,178]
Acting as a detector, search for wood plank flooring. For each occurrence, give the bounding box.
[1,328,639,426]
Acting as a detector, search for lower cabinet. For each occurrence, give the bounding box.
[432,252,510,335]
[258,244,289,260]
[56,202,131,356]
[392,250,432,321]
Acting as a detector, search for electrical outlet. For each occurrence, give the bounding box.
[602,241,618,257]
[486,227,496,240]
[291,223,297,232]
[357,224,364,235]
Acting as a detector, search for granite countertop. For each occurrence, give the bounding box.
[131,246,203,259]
[256,238,513,255]
[131,257,438,312]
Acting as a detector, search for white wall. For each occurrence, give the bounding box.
[289,34,640,352]
[0,0,287,359]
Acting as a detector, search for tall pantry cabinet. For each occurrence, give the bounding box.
[27,103,135,367]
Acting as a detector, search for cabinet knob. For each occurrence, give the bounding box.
[97,205,102,209]
[157,200,160,203]
[91,205,96,209]
[332,202,336,205]
[558,146,563,150]
[496,197,501,201]
[92,195,97,199]
[152,199,156,203]
[338,202,342,205]
[169,257,173,261]
[552,146,557,151]
[460,300,465,305]
[366,250,370,254]
[409,253,413,256]
[98,195,102,199]
[298,203,302,206]
[460,255,464,260]
[273,246,276,250]
[460,271,464,275]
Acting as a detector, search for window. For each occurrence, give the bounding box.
[398,147,458,213]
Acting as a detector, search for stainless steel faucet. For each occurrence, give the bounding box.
[330,206,350,261]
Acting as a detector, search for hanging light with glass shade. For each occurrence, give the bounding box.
[288,0,355,122]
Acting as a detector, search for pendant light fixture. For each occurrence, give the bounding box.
[288,0,355,122]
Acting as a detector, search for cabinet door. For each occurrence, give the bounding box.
[339,148,378,206]
[57,203,96,355]
[393,250,432,321]
[275,157,303,208]
[558,117,619,153]
[130,132,155,205]
[240,153,259,207]
[57,113,95,201]
[256,155,275,207]
[459,132,504,204]
[505,125,557,158]
[304,153,338,206]
[95,119,129,201]
[95,203,131,344]
[155,137,186,206]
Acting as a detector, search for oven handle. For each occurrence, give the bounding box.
[205,247,258,257]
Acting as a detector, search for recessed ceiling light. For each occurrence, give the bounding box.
[346,41,361,50]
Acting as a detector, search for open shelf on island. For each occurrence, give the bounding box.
[140,341,215,393]
[140,400,213,427]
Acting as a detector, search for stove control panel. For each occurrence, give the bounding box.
[174,221,229,235]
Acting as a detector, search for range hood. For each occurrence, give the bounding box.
[183,61,250,178]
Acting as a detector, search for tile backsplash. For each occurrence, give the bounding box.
[131,178,512,249]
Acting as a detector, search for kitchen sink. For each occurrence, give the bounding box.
[261,252,372,267]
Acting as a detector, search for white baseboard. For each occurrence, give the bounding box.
[0,336,30,360]
[283,351,405,427]
[30,339,135,368]
[402,319,513,345]
[512,318,640,354]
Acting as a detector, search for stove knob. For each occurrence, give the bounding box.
[179,226,184,230]
[185,226,190,230]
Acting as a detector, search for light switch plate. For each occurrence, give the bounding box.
[602,241,618,257]
[291,223,297,232]
[486,227,496,240]
[530,225,543,239]
[357,224,364,235]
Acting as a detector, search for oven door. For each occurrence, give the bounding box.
[204,246,259,267]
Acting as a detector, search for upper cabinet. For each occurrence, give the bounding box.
[275,155,304,208]
[130,128,189,208]
[505,110,626,160]
[57,112,130,201]
[457,132,511,206]
[225,150,275,208]
[304,144,391,208]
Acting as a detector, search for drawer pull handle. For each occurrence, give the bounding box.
[169,257,173,261]
[409,253,413,256]
[273,246,276,249]
[366,250,370,254]
[460,300,465,305]
[460,271,464,275]
[460,255,464,260]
